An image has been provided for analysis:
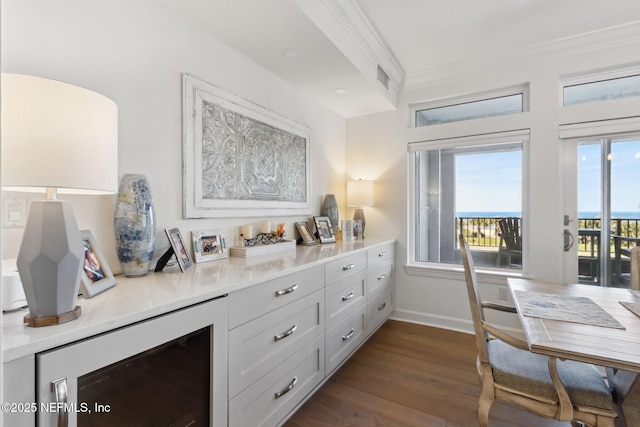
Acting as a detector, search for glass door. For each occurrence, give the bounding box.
[575,137,640,286]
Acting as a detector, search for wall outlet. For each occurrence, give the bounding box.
[498,287,509,301]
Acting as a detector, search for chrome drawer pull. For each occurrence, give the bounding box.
[342,328,355,341]
[377,302,387,311]
[378,251,387,257]
[274,325,297,341]
[275,376,298,399]
[377,273,387,280]
[342,262,355,271]
[52,377,69,427]
[342,291,355,301]
[275,283,298,297]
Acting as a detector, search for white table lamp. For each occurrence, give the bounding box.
[1,74,118,326]
[347,179,374,237]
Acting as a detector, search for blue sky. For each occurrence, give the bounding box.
[579,140,640,214]
[454,139,640,216]
[456,150,522,213]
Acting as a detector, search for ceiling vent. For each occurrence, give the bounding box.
[377,64,389,90]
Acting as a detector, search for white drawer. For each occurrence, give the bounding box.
[229,290,324,398]
[324,251,367,285]
[325,305,366,374]
[367,287,394,335]
[367,259,394,298]
[325,271,366,329]
[229,335,325,427]
[229,264,324,328]
[367,243,394,267]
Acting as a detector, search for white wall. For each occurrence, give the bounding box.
[347,31,640,333]
[1,0,347,272]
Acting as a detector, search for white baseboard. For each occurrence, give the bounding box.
[389,309,523,338]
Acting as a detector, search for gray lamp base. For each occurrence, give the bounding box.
[353,208,366,238]
[17,200,83,324]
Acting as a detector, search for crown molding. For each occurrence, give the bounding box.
[297,0,405,106]
[405,20,640,92]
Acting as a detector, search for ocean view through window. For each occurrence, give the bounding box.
[409,130,528,270]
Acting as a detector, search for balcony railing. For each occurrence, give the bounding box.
[457,216,640,282]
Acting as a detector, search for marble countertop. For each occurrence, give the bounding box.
[2,238,394,362]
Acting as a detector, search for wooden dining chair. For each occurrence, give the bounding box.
[631,246,640,290]
[459,234,617,427]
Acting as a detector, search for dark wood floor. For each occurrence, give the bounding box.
[284,320,571,427]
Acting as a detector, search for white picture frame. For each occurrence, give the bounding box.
[183,73,312,218]
[192,230,228,263]
[80,230,116,298]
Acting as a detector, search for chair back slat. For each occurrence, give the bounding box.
[498,217,522,251]
[631,246,640,290]
[458,233,490,363]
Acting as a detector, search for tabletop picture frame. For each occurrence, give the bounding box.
[80,230,116,298]
[295,221,318,245]
[313,216,336,243]
[192,229,228,263]
[165,227,194,272]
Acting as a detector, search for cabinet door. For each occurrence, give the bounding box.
[325,271,366,329]
[367,287,394,335]
[36,297,229,427]
[325,252,366,285]
[367,259,394,298]
[229,290,324,397]
[367,243,395,267]
[229,335,325,427]
[229,265,324,328]
[325,305,366,373]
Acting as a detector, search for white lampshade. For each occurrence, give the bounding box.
[2,74,118,194]
[347,179,374,207]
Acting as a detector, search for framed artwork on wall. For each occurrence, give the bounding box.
[183,73,312,218]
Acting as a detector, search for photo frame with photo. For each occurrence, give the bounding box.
[165,227,194,272]
[313,216,336,243]
[342,220,353,241]
[295,221,318,245]
[80,230,116,298]
[353,220,363,240]
[192,230,228,262]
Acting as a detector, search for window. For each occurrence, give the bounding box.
[412,85,528,127]
[408,130,528,270]
[563,74,640,106]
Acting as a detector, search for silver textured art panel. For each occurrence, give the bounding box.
[183,74,311,218]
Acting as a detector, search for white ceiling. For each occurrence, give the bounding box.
[155,0,640,118]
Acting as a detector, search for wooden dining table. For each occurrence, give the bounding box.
[508,278,640,426]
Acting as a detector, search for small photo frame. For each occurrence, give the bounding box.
[313,216,336,243]
[165,227,194,272]
[353,220,363,240]
[295,221,318,245]
[192,230,228,263]
[342,220,353,241]
[80,230,116,298]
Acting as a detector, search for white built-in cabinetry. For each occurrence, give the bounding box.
[228,242,395,427]
[2,239,395,427]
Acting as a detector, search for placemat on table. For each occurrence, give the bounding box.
[515,290,625,329]
[620,301,640,318]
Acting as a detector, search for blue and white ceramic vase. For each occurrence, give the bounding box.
[114,174,156,277]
